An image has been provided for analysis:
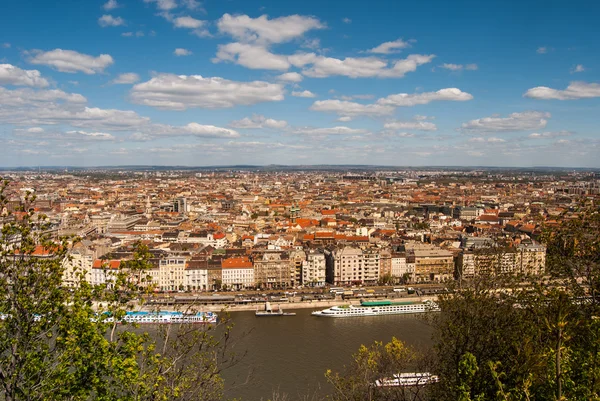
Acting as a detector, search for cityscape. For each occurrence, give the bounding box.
[1,0,600,400]
[4,167,592,293]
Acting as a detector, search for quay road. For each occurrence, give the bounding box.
[141,284,445,312]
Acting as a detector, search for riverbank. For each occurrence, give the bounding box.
[191,295,439,313]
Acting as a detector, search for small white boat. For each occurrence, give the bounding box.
[118,311,217,324]
[375,372,440,387]
[255,302,296,317]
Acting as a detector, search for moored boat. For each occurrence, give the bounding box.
[311,300,439,318]
[375,372,440,387]
[119,310,217,324]
[255,301,296,317]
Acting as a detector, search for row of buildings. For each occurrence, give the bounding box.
[63,237,546,291]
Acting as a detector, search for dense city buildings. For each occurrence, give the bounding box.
[2,167,598,291]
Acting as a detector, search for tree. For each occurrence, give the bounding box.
[378,273,394,286]
[324,337,431,401]
[431,207,600,400]
[0,179,240,401]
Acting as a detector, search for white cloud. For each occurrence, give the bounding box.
[0,87,86,107]
[368,39,411,54]
[130,123,239,139]
[29,49,114,74]
[413,114,432,121]
[292,90,316,98]
[130,74,285,109]
[537,47,547,54]
[302,38,320,50]
[217,13,325,45]
[293,126,368,136]
[98,14,125,27]
[143,0,177,11]
[111,72,140,84]
[170,123,239,138]
[383,120,437,131]
[0,64,49,87]
[440,63,462,71]
[460,111,551,132]
[1,85,239,143]
[230,114,287,129]
[133,123,241,140]
[572,64,585,73]
[487,137,505,143]
[439,63,478,71]
[181,0,202,10]
[122,31,144,37]
[174,48,192,56]
[524,81,600,100]
[528,131,572,139]
[337,94,374,101]
[309,99,394,118]
[66,130,116,141]
[342,17,351,24]
[173,16,204,29]
[276,72,303,83]
[2,43,10,48]
[213,42,290,70]
[293,53,435,78]
[37,107,149,129]
[103,0,119,10]
[378,88,473,106]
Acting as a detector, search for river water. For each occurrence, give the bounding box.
[222,308,434,400]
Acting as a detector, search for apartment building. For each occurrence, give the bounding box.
[289,249,306,286]
[184,259,209,291]
[62,248,94,287]
[458,243,546,278]
[221,257,254,290]
[159,256,187,291]
[391,252,415,282]
[302,250,326,287]
[253,251,292,289]
[91,259,121,287]
[328,247,380,285]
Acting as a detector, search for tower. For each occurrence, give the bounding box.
[145,196,152,219]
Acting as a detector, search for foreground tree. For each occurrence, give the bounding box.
[324,337,432,401]
[431,207,600,401]
[0,180,239,401]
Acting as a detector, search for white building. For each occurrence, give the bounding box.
[159,256,187,291]
[302,250,326,287]
[91,259,121,287]
[184,265,209,291]
[221,257,254,290]
[332,247,379,285]
[183,232,228,248]
[391,253,414,281]
[62,248,93,287]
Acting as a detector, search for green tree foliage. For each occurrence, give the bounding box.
[432,207,600,401]
[0,180,238,401]
[324,337,431,401]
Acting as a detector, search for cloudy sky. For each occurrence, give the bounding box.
[1,0,599,167]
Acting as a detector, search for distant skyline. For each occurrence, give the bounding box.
[1,0,599,167]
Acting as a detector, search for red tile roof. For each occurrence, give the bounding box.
[221,257,253,269]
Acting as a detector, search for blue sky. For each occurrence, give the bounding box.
[1,0,599,167]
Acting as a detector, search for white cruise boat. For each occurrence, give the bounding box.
[311,300,439,318]
[119,311,217,324]
[375,372,440,387]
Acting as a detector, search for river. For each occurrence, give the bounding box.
[222,308,434,400]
